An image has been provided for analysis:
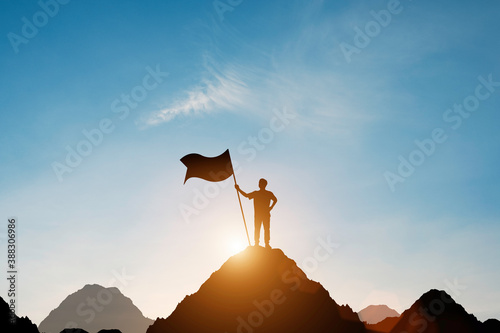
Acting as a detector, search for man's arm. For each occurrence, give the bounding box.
[269,193,277,211]
[235,184,250,198]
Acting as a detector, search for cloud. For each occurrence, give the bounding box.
[141,66,249,127]
[141,0,413,132]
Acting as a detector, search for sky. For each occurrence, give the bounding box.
[1,0,500,326]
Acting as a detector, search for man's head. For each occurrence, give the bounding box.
[259,178,268,189]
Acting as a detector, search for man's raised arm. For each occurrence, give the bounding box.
[235,185,249,198]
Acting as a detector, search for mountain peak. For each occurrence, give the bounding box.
[1,296,39,333]
[389,289,500,333]
[148,245,365,333]
[38,284,153,333]
[358,304,400,324]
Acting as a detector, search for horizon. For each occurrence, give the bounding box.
[32,246,466,317]
[1,0,500,327]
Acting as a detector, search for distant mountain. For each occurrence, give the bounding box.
[389,289,500,333]
[1,296,39,333]
[38,284,153,333]
[8,251,500,333]
[364,316,400,332]
[147,246,366,333]
[358,304,400,324]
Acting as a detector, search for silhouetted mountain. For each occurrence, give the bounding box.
[358,305,400,324]
[364,316,399,332]
[98,330,122,333]
[389,289,500,333]
[482,319,500,332]
[39,284,153,333]
[1,296,39,333]
[147,246,366,333]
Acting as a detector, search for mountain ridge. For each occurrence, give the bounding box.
[147,246,366,333]
[1,296,39,333]
[6,247,500,333]
[38,284,153,333]
[388,289,500,333]
[358,304,400,324]
[146,246,500,333]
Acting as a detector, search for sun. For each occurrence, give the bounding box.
[228,239,247,254]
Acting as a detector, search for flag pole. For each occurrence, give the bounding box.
[233,172,251,246]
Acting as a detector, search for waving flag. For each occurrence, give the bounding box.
[180,149,234,184]
[180,149,251,245]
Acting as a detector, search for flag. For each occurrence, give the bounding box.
[181,149,234,184]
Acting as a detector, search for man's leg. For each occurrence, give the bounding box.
[254,217,262,246]
[263,215,270,248]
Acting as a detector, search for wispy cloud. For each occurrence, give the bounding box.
[141,65,249,127]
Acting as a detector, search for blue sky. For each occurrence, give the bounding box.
[1,0,500,326]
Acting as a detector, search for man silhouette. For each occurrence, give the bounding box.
[235,179,277,248]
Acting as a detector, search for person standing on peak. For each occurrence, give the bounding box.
[235,178,277,248]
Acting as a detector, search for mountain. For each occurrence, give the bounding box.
[389,289,500,333]
[483,319,500,332]
[38,284,153,333]
[1,296,39,333]
[358,305,400,324]
[364,316,400,332]
[147,246,366,333]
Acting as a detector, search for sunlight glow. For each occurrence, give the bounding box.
[228,239,247,254]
